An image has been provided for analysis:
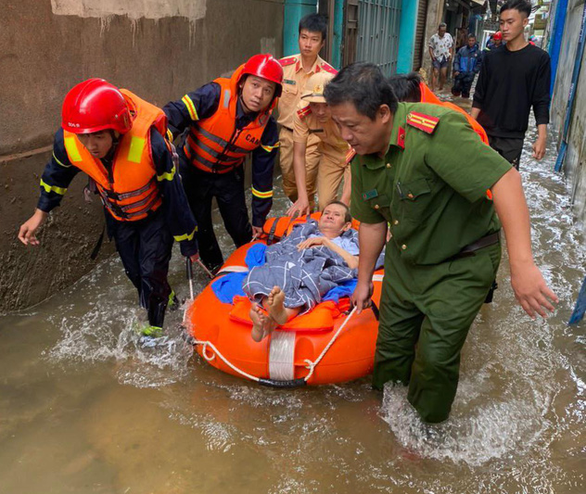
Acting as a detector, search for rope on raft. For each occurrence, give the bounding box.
[191,306,358,387]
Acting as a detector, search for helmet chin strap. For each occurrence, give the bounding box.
[238,92,256,116]
[104,130,120,160]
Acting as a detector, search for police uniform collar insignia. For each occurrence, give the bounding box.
[345,148,357,165]
[297,105,312,118]
[279,56,297,67]
[406,112,439,134]
[362,189,378,201]
[397,127,406,149]
[320,63,338,75]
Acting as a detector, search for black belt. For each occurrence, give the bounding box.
[281,126,294,132]
[453,231,500,260]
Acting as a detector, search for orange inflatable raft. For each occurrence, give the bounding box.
[184,217,383,387]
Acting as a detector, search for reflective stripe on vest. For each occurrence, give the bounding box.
[195,126,251,155]
[184,142,243,172]
[101,187,161,220]
[186,134,242,165]
[185,70,272,174]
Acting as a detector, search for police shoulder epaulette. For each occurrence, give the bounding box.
[320,62,338,75]
[279,56,298,67]
[297,105,312,119]
[345,147,357,164]
[406,111,440,134]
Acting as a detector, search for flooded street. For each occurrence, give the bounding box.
[1,130,585,494]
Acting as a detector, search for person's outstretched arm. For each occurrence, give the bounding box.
[288,106,314,217]
[492,168,558,318]
[531,53,551,160]
[18,129,79,246]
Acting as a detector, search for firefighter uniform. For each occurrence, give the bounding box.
[278,54,337,208]
[293,73,350,210]
[164,61,280,272]
[38,89,198,331]
[350,102,511,423]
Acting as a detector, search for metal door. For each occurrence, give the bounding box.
[343,0,360,68]
[355,0,402,76]
[413,0,428,71]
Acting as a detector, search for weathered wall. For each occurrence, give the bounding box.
[549,0,586,237]
[0,0,284,313]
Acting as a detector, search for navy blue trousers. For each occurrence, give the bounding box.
[179,160,252,272]
[108,208,173,328]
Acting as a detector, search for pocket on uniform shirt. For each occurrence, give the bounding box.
[395,178,432,221]
[365,193,391,220]
[281,83,298,106]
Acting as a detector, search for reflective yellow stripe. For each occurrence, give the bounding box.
[174,227,197,242]
[251,186,273,199]
[157,165,176,182]
[127,136,145,163]
[64,136,82,162]
[166,129,174,142]
[182,95,198,121]
[261,142,280,153]
[40,179,67,195]
[52,152,70,168]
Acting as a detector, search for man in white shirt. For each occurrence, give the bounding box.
[428,23,454,91]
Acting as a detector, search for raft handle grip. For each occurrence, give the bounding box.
[258,378,308,388]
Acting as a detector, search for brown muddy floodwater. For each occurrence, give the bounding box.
[1,129,585,494]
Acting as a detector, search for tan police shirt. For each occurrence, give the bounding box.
[277,54,337,130]
[293,102,348,157]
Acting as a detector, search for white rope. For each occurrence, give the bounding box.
[192,339,261,382]
[191,307,358,385]
[196,259,214,279]
[303,306,358,382]
[181,307,357,384]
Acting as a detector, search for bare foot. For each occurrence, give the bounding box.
[250,305,269,342]
[266,286,288,326]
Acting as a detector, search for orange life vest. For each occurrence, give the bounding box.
[184,65,274,174]
[63,90,167,222]
[419,82,489,145]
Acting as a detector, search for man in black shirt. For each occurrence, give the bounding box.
[472,0,551,169]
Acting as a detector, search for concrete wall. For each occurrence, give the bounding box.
[0,0,284,313]
[549,0,586,236]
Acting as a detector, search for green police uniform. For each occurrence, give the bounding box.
[351,102,511,423]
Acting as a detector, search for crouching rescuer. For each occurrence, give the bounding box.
[163,54,283,275]
[18,79,199,337]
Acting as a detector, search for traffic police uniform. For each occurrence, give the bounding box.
[164,63,279,272]
[39,90,198,331]
[278,54,337,208]
[293,72,350,210]
[351,102,511,423]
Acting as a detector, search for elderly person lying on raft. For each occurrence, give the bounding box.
[243,201,360,342]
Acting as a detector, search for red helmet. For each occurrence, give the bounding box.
[493,31,502,41]
[61,78,133,134]
[239,54,284,97]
